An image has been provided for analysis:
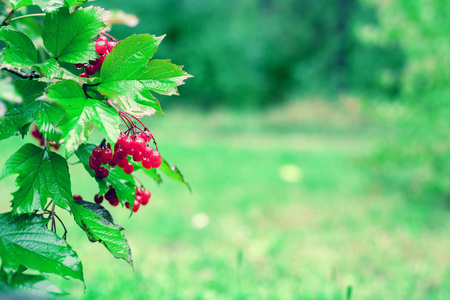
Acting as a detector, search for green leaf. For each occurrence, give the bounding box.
[14,79,47,101]
[36,58,62,78]
[66,0,89,7]
[1,143,73,214]
[42,7,107,63]
[159,158,191,191]
[35,101,65,142]
[47,80,120,150]
[4,273,65,297]
[0,101,39,141]
[97,34,191,116]
[71,200,133,267]
[0,28,37,67]
[0,212,83,282]
[10,0,65,12]
[75,144,135,205]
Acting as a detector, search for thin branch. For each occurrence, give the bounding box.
[0,65,40,79]
[101,32,119,42]
[10,13,45,23]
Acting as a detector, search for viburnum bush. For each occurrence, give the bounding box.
[0,0,191,297]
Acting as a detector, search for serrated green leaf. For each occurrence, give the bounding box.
[75,143,135,205]
[71,200,133,267]
[97,34,191,116]
[0,28,37,67]
[36,58,61,78]
[159,158,191,191]
[35,101,65,142]
[0,212,83,282]
[0,101,39,140]
[10,0,65,12]
[1,143,73,214]
[14,79,47,100]
[47,80,120,150]
[42,7,107,63]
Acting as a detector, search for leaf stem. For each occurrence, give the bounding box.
[132,174,144,188]
[0,9,15,28]
[50,203,56,233]
[10,13,45,23]
[53,213,68,240]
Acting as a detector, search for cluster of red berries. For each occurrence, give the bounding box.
[77,34,118,78]
[88,143,113,179]
[30,124,59,150]
[111,131,162,173]
[124,187,151,213]
[74,186,151,213]
[89,131,161,178]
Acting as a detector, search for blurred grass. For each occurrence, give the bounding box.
[0,99,449,299]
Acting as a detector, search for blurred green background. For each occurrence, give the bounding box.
[2,0,450,299]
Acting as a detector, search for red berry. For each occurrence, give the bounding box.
[152,159,162,168]
[109,197,120,206]
[94,194,103,204]
[102,148,113,161]
[123,163,134,175]
[92,147,103,159]
[73,194,83,200]
[140,131,152,142]
[117,157,128,168]
[142,158,153,169]
[85,64,98,75]
[122,137,133,149]
[125,202,130,209]
[109,157,118,168]
[89,155,101,169]
[114,148,127,160]
[140,190,151,205]
[133,151,143,162]
[105,187,117,201]
[133,137,146,151]
[97,35,108,43]
[79,72,90,78]
[107,41,117,51]
[95,166,109,178]
[149,150,161,165]
[132,200,140,213]
[75,63,86,69]
[95,41,108,55]
[143,146,153,158]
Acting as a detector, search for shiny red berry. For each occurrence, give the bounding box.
[92,147,103,159]
[109,197,120,206]
[95,166,109,178]
[132,200,140,213]
[133,151,143,162]
[85,64,98,75]
[140,190,151,205]
[102,148,113,161]
[73,194,83,200]
[141,158,152,169]
[96,41,108,55]
[123,163,134,175]
[149,150,161,164]
[107,41,117,51]
[125,202,130,209]
[97,35,108,43]
[133,137,146,151]
[79,72,90,78]
[94,194,103,204]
